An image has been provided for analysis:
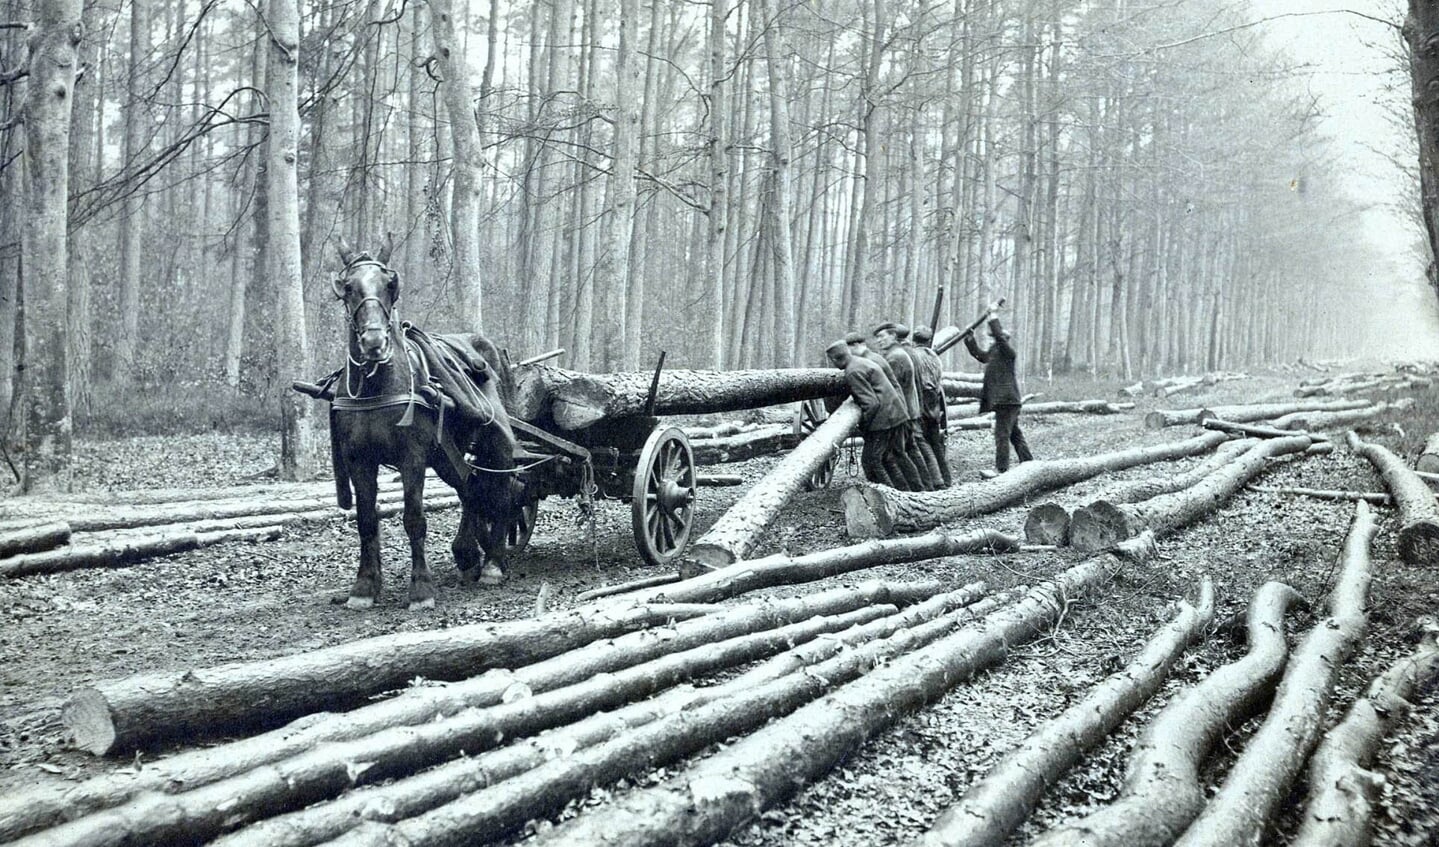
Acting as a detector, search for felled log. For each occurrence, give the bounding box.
[1346,430,1439,565]
[1417,431,1439,474]
[530,555,1126,847]
[328,585,1012,847]
[1069,435,1314,554]
[687,424,795,464]
[1271,398,1413,431]
[941,371,984,382]
[58,600,719,757]
[1023,503,1072,545]
[917,579,1216,847]
[842,430,1231,538]
[1030,581,1305,847]
[1143,398,1371,430]
[941,378,984,400]
[214,584,994,847]
[1294,375,1400,397]
[574,572,683,602]
[1201,417,1327,442]
[649,529,1017,605]
[1248,485,1391,505]
[1118,381,1145,398]
[949,400,1134,427]
[1081,439,1254,507]
[513,365,848,430]
[1292,636,1439,847]
[0,521,70,557]
[686,400,862,569]
[40,589,927,847]
[683,420,767,440]
[6,589,897,840]
[1154,375,1206,398]
[0,526,282,579]
[1175,502,1376,847]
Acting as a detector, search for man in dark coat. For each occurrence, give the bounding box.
[826,340,925,490]
[873,322,943,490]
[910,326,953,487]
[963,316,1033,474]
[845,331,900,390]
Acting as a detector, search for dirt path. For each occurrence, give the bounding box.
[1,375,1435,846]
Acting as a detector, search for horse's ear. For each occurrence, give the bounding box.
[387,270,401,302]
[331,274,348,300]
[377,232,395,265]
[335,236,356,267]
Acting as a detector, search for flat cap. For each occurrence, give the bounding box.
[825,339,850,357]
[872,321,898,335]
[843,331,865,345]
[894,323,911,339]
[912,325,934,343]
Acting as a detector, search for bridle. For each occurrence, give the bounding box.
[335,258,402,397]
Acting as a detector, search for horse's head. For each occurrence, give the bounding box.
[333,236,400,364]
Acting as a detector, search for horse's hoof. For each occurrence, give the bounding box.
[459,567,481,586]
[408,597,436,611]
[478,564,506,586]
[345,596,376,610]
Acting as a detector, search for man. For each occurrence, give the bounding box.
[962,315,1033,474]
[873,322,944,490]
[845,331,900,391]
[826,340,925,490]
[910,325,953,487]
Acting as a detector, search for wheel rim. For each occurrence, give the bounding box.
[797,399,838,491]
[632,427,697,566]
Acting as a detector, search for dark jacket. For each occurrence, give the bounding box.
[860,349,901,393]
[909,344,947,423]
[844,356,909,432]
[963,331,1022,413]
[882,347,923,421]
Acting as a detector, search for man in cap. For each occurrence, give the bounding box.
[826,340,925,490]
[910,325,953,487]
[845,331,900,392]
[872,322,943,490]
[962,315,1033,475]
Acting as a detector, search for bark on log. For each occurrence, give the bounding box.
[916,579,1216,847]
[1202,417,1327,442]
[941,371,984,382]
[1119,381,1145,398]
[1294,376,1399,397]
[941,378,984,400]
[1418,431,1439,474]
[686,400,862,569]
[949,400,1134,428]
[57,600,722,758]
[1143,398,1371,430]
[1346,430,1439,564]
[1069,435,1314,554]
[1292,636,1439,847]
[513,365,848,430]
[528,555,1126,847]
[650,529,1016,605]
[574,572,683,602]
[1174,502,1377,847]
[214,584,993,847]
[1248,486,1392,505]
[1030,581,1305,847]
[1271,399,1413,432]
[0,521,70,557]
[20,586,922,846]
[843,431,1231,538]
[1154,376,1206,398]
[0,526,282,579]
[1084,439,1254,507]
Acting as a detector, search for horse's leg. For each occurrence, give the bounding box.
[346,464,383,609]
[453,500,485,584]
[401,458,436,610]
[476,476,518,586]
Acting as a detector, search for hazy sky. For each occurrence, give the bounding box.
[1257,0,1439,358]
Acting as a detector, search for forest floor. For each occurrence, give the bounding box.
[0,371,1437,846]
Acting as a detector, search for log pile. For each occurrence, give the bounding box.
[1346,430,1439,564]
[1293,369,1429,398]
[1143,398,1371,430]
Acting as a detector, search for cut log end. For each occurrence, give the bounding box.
[1024,503,1071,546]
[1399,521,1439,566]
[841,487,894,539]
[1417,454,1439,475]
[681,546,732,576]
[1070,501,1131,555]
[61,688,118,756]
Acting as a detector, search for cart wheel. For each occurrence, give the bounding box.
[632,427,697,567]
[505,491,540,556]
[794,398,838,491]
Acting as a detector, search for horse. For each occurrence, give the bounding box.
[327,237,518,609]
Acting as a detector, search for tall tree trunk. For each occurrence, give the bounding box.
[706,0,728,367]
[596,0,639,369]
[622,0,662,367]
[430,0,485,328]
[19,0,82,492]
[267,0,316,480]
[114,0,150,384]
[65,0,98,420]
[760,0,797,366]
